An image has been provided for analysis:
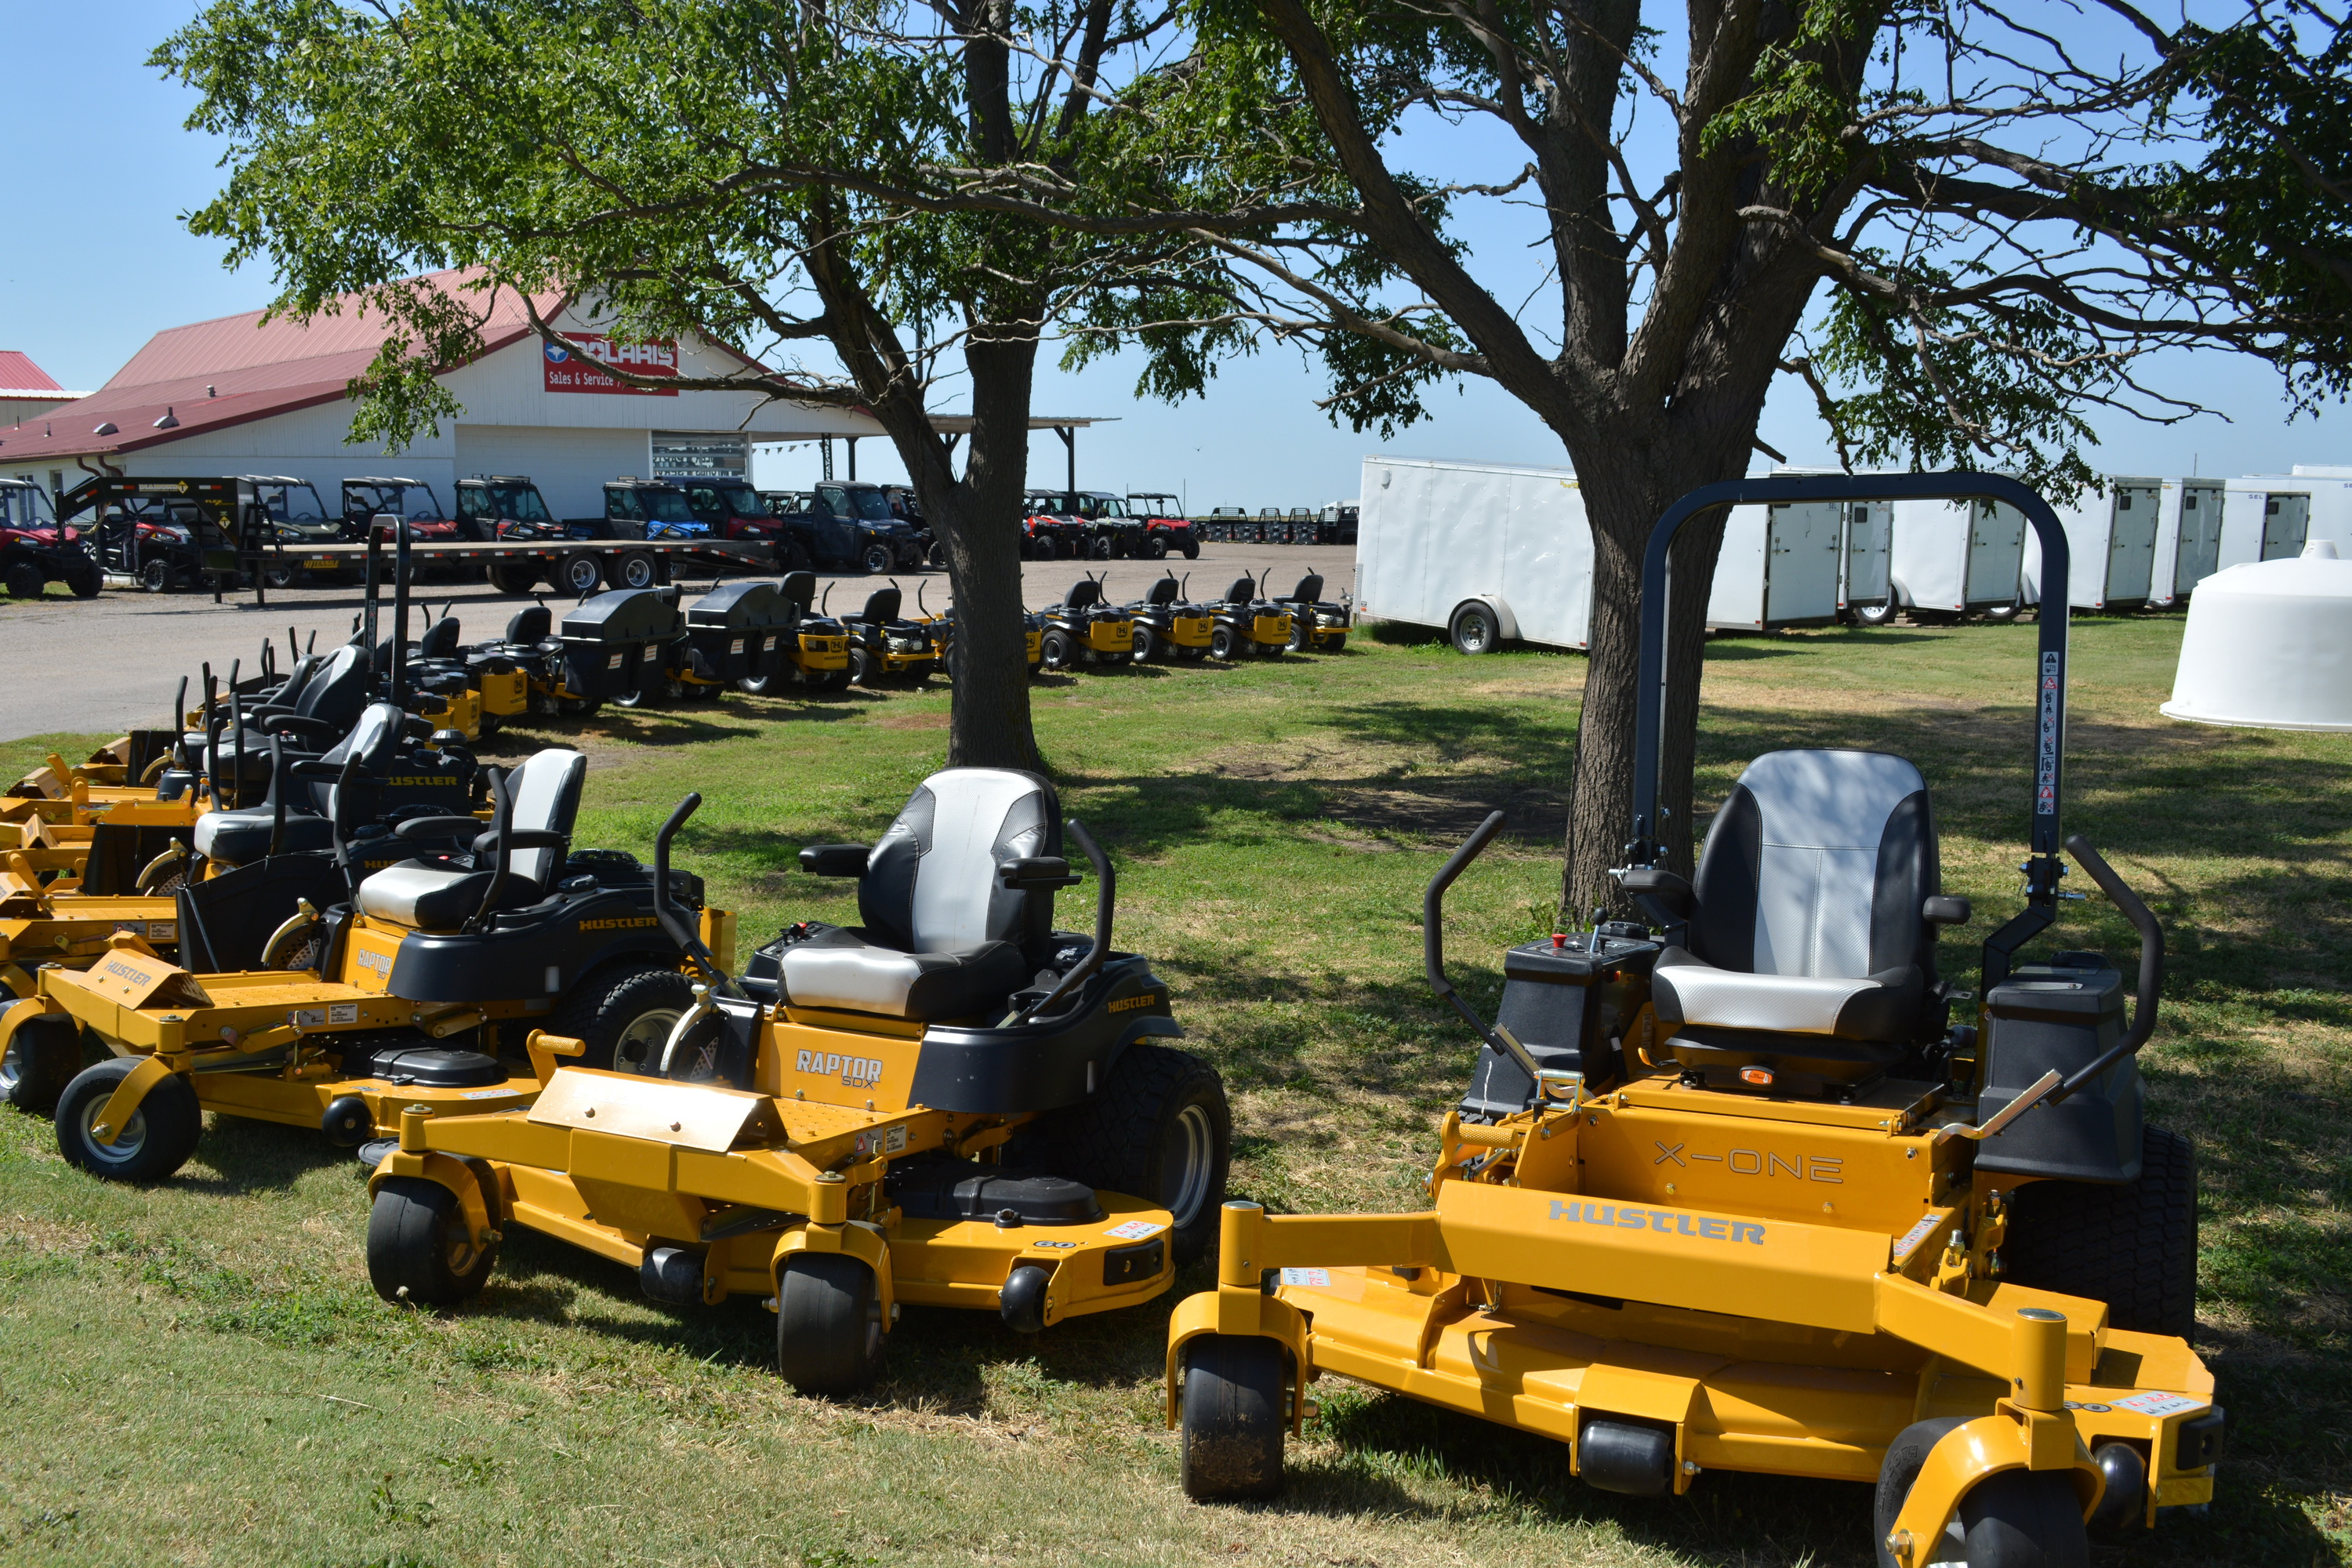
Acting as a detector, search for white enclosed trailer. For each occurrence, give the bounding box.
[1355,455,1593,652]
[2021,476,2164,612]
[1703,500,1846,631]
[1888,496,2028,617]
[2235,467,2352,556]
[2220,481,2312,568]
[2150,478,2226,606]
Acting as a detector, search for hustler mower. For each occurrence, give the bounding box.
[1036,578,1137,671]
[833,583,941,686]
[1119,572,1214,663]
[365,768,1229,1395]
[1203,574,1292,661]
[0,742,727,1181]
[1275,572,1352,654]
[739,572,852,693]
[1170,473,2220,1566]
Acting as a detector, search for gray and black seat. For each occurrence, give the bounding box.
[189,642,374,788]
[354,747,586,931]
[1628,750,1967,1092]
[779,768,1063,1021]
[190,701,408,869]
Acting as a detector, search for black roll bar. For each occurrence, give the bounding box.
[1629,472,2073,986]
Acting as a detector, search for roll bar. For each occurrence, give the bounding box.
[1630,472,2074,990]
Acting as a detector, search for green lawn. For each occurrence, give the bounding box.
[2,615,2347,1566]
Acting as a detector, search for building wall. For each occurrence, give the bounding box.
[453,424,652,520]
[111,397,458,505]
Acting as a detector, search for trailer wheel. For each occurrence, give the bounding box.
[56,1058,202,1183]
[560,552,604,595]
[1448,601,1498,655]
[1850,600,1898,626]
[614,551,658,590]
[0,1014,85,1117]
[1179,1334,1286,1501]
[368,1174,499,1307]
[1999,1124,2197,1338]
[775,1251,886,1395]
[1984,601,2024,622]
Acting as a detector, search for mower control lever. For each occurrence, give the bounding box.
[2042,833,2165,1105]
[1938,1067,2064,1144]
[1423,811,1544,1080]
[653,792,735,994]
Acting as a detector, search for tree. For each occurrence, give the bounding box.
[159,0,1184,772]
[1020,0,2352,909]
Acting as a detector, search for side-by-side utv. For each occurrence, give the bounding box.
[1169,473,2220,1565]
[365,768,1228,1395]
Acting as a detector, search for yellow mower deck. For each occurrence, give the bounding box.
[1171,1073,2218,1550]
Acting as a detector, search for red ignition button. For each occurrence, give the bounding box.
[1552,933,1568,949]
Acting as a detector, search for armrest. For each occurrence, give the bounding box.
[1922,895,1973,925]
[470,828,568,857]
[394,815,486,841]
[263,714,344,742]
[285,758,356,781]
[1616,867,1695,917]
[997,855,1080,891]
[799,843,870,878]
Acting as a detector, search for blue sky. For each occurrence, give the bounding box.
[2,0,2343,504]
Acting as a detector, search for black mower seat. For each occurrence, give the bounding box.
[189,701,410,867]
[1065,579,1105,610]
[1290,574,1324,603]
[505,604,552,644]
[1648,750,1946,1083]
[861,587,902,622]
[1224,576,1256,603]
[417,617,461,660]
[353,747,584,931]
[779,767,1060,1020]
[1145,577,1180,606]
[779,570,816,611]
[185,643,371,753]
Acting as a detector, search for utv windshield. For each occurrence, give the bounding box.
[0,483,57,528]
[483,482,552,522]
[256,481,332,522]
[819,485,895,523]
[695,481,764,516]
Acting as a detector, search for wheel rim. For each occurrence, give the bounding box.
[1160,1103,1216,1230]
[0,1044,21,1099]
[623,558,654,588]
[441,1207,482,1276]
[568,559,601,592]
[1459,613,1491,652]
[611,1007,685,1076]
[76,1094,149,1166]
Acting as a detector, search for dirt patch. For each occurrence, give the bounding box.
[873,711,951,730]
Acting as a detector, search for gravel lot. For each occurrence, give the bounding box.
[0,540,1357,741]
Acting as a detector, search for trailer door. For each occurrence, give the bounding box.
[2173,481,2223,594]
[1764,501,1843,624]
[2263,492,2311,559]
[2105,481,2161,604]
[1963,499,2027,610]
[1842,501,1891,608]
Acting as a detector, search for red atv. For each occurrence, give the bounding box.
[1127,492,1200,559]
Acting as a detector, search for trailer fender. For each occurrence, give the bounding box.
[1165,1288,1313,1433]
[774,1220,896,1324]
[368,1148,501,1247]
[1882,1414,2100,1567]
[1450,593,1519,641]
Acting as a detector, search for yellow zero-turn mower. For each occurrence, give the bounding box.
[1036,577,1137,672]
[1168,473,2220,1566]
[832,582,942,686]
[0,746,729,1182]
[1275,572,1353,654]
[1203,575,1292,661]
[365,768,1229,1396]
[1119,573,1215,663]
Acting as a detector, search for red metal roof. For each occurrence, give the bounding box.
[0,269,557,466]
[0,350,67,395]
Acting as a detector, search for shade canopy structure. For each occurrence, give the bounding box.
[2161,541,2352,731]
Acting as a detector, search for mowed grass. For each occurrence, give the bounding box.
[2,612,2347,1566]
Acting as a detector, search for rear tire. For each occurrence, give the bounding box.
[1040,628,1076,671]
[547,965,694,1076]
[0,1014,85,1116]
[1008,1043,1229,1265]
[55,1058,202,1182]
[138,558,175,593]
[775,1251,886,1395]
[1131,623,1162,662]
[5,563,45,600]
[560,552,604,596]
[614,551,658,590]
[1179,1334,1286,1501]
[367,1174,499,1307]
[1984,601,2025,623]
[2000,1124,2197,1338]
[1208,624,1239,661]
[486,559,539,596]
[66,563,101,599]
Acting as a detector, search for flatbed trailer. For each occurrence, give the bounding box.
[99,535,780,604]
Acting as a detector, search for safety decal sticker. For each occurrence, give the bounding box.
[1278,1268,1331,1288]
[2111,1391,2204,1418]
[1103,1220,1164,1241]
[608,652,625,669]
[328,1003,359,1025]
[851,1124,910,1158]
[290,1008,325,1029]
[461,1087,522,1100]
[1891,1212,1944,1263]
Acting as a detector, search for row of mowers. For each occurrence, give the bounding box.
[0,473,2222,1566]
[1030,570,1352,670]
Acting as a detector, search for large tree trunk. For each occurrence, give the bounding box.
[1557,433,1747,924]
[935,332,1041,771]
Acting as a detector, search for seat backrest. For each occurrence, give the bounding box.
[1291,573,1323,604]
[861,586,902,623]
[418,616,461,660]
[859,768,1061,957]
[310,702,406,817]
[1225,575,1256,604]
[270,653,322,707]
[1688,750,1940,980]
[297,644,370,727]
[505,604,552,644]
[1146,576,1178,606]
[1065,578,1103,609]
[779,569,816,609]
[503,748,586,887]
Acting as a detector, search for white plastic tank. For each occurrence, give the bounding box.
[2161,540,2352,730]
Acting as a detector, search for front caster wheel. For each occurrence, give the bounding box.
[368,1174,499,1307]
[1874,1417,2089,1568]
[1179,1334,1286,1501]
[56,1058,202,1182]
[775,1251,886,1395]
